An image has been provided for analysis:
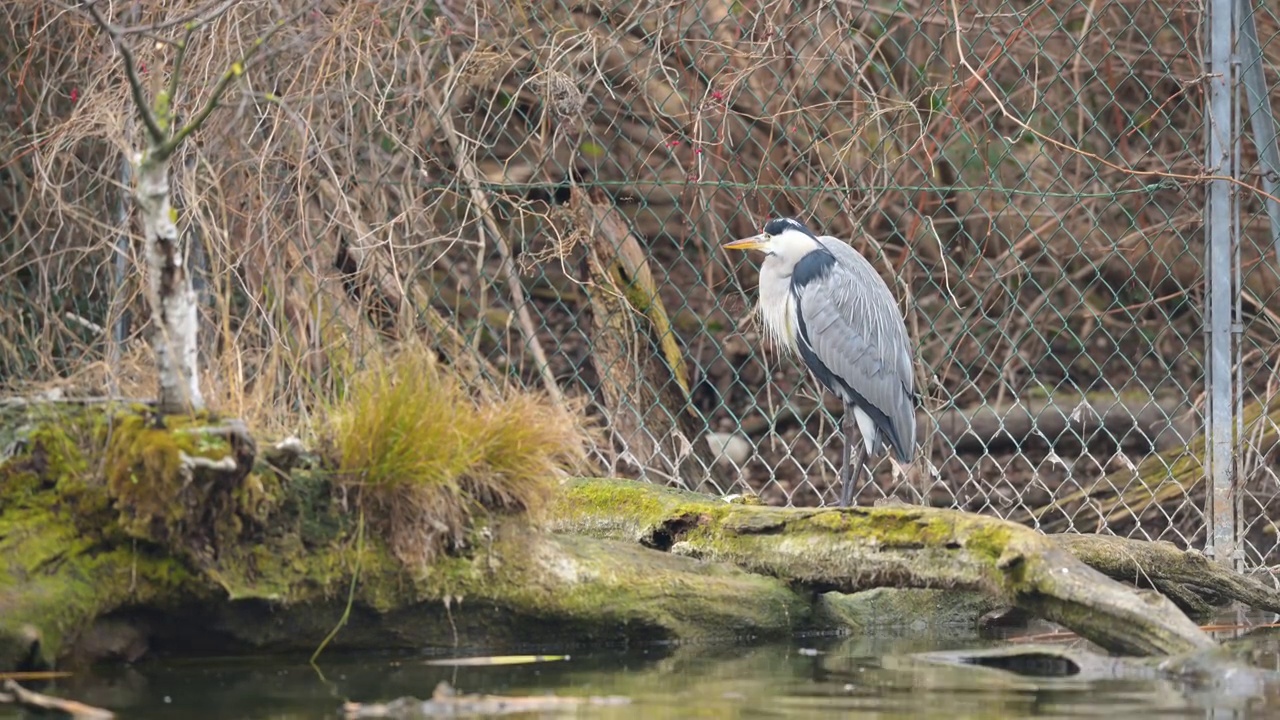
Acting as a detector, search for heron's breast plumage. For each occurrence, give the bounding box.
[756,255,798,353]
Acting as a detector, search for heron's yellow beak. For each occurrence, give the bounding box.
[723,234,769,251]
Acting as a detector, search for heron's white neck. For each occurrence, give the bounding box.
[757,254,798,355]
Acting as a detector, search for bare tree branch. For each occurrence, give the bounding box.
[166,25,198,110]
[161,11,305,157]
[77,0,316,160]
[79,0,166,145]
[158,2,317,159]
[118,0,241,34]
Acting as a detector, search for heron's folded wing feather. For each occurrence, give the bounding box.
[793,260,916,461]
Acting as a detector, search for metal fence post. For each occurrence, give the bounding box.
[1205,0,1239,566]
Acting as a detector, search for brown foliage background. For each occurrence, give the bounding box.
[2,0,1278,563]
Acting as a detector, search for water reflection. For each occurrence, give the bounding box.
[5,622,1280,719]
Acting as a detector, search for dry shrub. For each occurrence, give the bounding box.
[6,0,1269,421]
[325,342,594,568]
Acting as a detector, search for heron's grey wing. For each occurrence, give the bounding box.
[792,247,916,461]
[817,236,917,389]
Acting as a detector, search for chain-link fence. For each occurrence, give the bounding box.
[1222,0,1280,575]
[2,1,1278,574]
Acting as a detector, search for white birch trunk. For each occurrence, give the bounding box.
[135,151,204,413]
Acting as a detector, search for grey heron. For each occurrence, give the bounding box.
[724,217,917,507]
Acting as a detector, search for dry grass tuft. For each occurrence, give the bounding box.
[325,343,594,568]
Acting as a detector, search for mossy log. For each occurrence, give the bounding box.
[1053,534,1280,617]
[4,400,1279,671]
[549,479,1226,656]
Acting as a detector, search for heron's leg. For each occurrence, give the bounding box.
[836,409,852,505]
[839,410,868,507]
[841,445,868,507]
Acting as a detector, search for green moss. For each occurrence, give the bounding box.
[551,477,725,539]
[2,403,272,642]
[101,410,232,543]
[3,540,198,659]
[0,452,44,503]
[0,403,212,665]
[1,405,100,503]
[962,523,1018,563]
[206,521,397,606]
[283,467,345,548]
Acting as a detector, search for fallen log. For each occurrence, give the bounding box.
[1053,534,1280,616]
[549,479,1218,656]
[740,390,1199,455]
[0,679,115,720]
[1022,396,1280,532]
[928,392,1199,454]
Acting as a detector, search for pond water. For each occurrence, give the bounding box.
[5,621,1280,719]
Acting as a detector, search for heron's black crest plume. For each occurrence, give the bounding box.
[763,217,817,238]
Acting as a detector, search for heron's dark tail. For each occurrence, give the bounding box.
[886,387,917,463]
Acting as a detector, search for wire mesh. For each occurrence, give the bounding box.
[1,0,1278,574]
[1234,0,1280,576]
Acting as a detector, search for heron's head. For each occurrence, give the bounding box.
[723,217,821,265]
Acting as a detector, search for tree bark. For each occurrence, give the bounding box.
[1054,533,1280,615]
[574,188,723,491]
[136,153,204,414]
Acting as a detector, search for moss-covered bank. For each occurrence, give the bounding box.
[0,401,811,670]
[4,401,1280,670]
